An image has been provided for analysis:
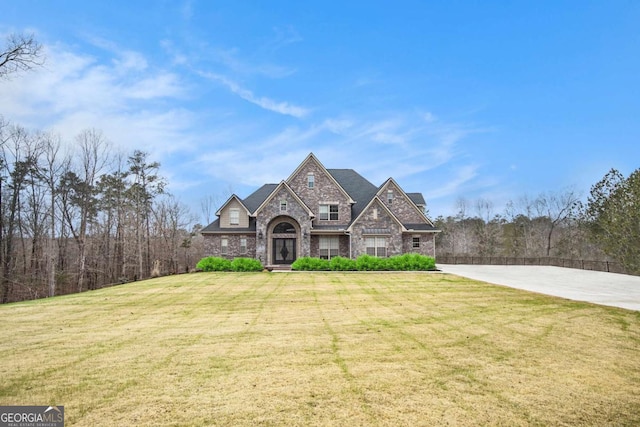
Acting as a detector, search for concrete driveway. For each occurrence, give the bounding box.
[439,264,640,311]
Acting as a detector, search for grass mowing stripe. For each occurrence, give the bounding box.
[1,272,639,426]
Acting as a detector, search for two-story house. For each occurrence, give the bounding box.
[201,153,439,266]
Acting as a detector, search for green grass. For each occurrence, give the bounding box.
[1,272,639,426]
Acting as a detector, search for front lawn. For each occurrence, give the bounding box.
[0,272,638,426]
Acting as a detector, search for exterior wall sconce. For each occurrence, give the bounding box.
[258,231,263,239]
[303,231,308,239]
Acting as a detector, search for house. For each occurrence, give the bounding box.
[201,153,439,266]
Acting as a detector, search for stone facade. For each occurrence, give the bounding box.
[288,159,352,227]
[255,185,313,265]
[381,180,426,224]
[350,199,404,258]
[201,153,438,265]
[204,233,256,259]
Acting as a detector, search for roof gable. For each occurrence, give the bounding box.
[287,153,354,204]
[378,178,435,227]
[253,180,315,217]
[215,194,250,217]
[348,196,406,232]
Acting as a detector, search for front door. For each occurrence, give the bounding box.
[273,238,296,264]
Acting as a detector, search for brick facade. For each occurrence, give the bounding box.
[288,158,352,227]
[201,153,438,264]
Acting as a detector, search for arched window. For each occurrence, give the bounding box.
[273,222,296,234]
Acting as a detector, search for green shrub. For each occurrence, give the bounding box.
[386,253,434,271]
[329,256,357,271]
[230,257,263,272]
[356,254,388,271]
[291,257,330,271]
[291,254,436,271]
[196,256,232,272]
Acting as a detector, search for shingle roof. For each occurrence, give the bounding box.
[327,169,378,220]
[407,192,426,206]
[201,217,258,233]
[242,183,279,213]
[201,163,435,233]
[403,223,438,231]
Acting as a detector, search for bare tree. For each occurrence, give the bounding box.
[41,133,68,297]
[60,129,110,292]
[0,33,44,79]
[534,189,582,257]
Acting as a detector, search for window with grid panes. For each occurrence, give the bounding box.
[319,237,339,259]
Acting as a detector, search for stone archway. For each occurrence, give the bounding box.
[267,217,300,265]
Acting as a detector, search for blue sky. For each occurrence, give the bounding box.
[2,1,639,221]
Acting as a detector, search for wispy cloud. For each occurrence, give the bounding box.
[0,40,195,161]
[197,71,310,118]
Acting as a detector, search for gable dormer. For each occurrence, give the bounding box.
[287,153,354,226]
[377,178,434,226]
[216,195,251,228]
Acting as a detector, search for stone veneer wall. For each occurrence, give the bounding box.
[203,234,256,259]
[350,199,404,258]
[309,235,350,258]
[402,234,435,257]
[288,158,352,227]
[255,187,313,264]
[382,181,427,224]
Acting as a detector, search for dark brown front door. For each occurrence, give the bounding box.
[273,238,296,264]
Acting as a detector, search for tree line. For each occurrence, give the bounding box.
[434,171,640,276]
[0,120,203,303]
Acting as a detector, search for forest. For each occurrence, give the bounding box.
[0,120,205,302]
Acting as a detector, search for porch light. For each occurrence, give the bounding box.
[258,231,263,239]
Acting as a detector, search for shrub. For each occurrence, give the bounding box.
[291,257,330,271]
[329,256,357,271]
[230,257,263,272]
[356,254,388,271]
[387,253,436,271]
[196,256,232,272]
[291,254,437,271]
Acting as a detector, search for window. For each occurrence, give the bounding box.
[229,208,239,225]
[307,173,314,189]
[221,238,228,255]
[365,237,387,257]
[319,237,339,259]
[240,238,247,254]
[280,200,287,212]
[273,222,295,234]
[387,190,393,204]
[412,237,420,248]
[319,204,339,221]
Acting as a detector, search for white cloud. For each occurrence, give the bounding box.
[0,40,195,161]
[198,71,309,118]
[424,165,480,200]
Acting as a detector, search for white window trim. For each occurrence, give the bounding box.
[229,208,240,226]
[319,204,339,221]
[280,200,287,212]
[240,238,247,254]
[412,237,420,248]
[319,236,340,260]
[365,236,387,257]
[221,238,228,255]
[307,173,315,189]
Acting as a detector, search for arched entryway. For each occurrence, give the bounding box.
[268,218,300,265]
